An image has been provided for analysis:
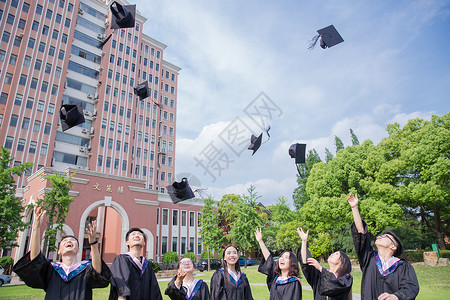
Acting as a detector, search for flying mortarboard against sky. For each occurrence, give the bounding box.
[248,133,263,156]
[167,178,196,204]
[98,2,136,48]
[134,81,150,100]
[60,103,85,132]
[309,24,344,49]
[289,143,307,178]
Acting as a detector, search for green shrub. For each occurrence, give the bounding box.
[183,251,196,262]
[149,258,161,272]
[401,250,425,263]
[162,251,179,264]
[201,251,213,259]
[0,256,13,267]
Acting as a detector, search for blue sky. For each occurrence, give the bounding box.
[134,0,450,206]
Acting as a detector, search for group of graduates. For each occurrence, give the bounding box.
[13,193,420,299]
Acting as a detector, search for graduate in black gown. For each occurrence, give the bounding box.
[165,257,209,300]
[210,245,253,300]
[297,228,353,300]
[109,227,162,300]
[348,193,419,300]
[13,206,111,300]
[255,228,303,300]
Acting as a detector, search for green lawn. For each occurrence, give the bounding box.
[0,265,448,299]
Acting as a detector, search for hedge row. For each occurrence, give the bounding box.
[400,249,450,263]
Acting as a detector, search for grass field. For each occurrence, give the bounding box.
[0,265,449,299]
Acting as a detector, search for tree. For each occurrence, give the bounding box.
[199,196,222,271]
[292,149,322,210]
[217,193,241,240]
[377,113,450,249]
[267,196,296,225]
[335,136,344,152]
[309,232,332,260]
[228,185,263,267]
[0,146,32,250]
[37,171,75,253]
[350,128,360,145]
[275,219,303,253]
[325,148,334,162]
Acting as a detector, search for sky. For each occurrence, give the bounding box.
[134,0,450,207]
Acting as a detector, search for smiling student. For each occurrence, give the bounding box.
[210,245,253,300]
[348,193,419,300]
[13,206,111,300]
[109,227,162,300]
[255,228,302,300]
[165,257,210,300]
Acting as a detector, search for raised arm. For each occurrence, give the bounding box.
[86,220,102,273]
[254,228,270,260]
[297,228,309,264]
[348,193,364,233]
[30,206,46,260]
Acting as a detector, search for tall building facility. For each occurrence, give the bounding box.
[0,0,204,263]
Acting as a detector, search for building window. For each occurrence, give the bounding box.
[162,209,168,225]
[14,94,23,106]
[21,118,30,130]
[40,144,48,155]
[181,237,186,254]
[106,157,111,168]
[5,137,13,149]
[29,141,37,153]
[30,78,38,89]
[122,160,127,171]
[172,237,178,253]
[33,121,41,132]
[37,101,45,111]
[161,236,167,255]
[189,212,195,227]
[172,210,178,226]
[181,211,187,226]
[44,123,51,134]
[17,139,26,151]
[26,97,34,109]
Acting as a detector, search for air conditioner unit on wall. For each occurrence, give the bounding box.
[78,9,84,15]
[90,127,95,135]
[82,128,89,134]
[158,147,166,154]
[87,94,93,99]
[79,146,86,152]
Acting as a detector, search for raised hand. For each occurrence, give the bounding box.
[254,228,263,243]
[33,205,46,227]
[307,257,322,271]
[347,192,359,208]
[86,220,97,244]
[297,228,309,241]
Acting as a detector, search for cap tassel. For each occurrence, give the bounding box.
[308,34,320,50]
[98,33,113,49]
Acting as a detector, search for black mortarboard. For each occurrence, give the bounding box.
[248,133,263,156]
[110,1,136,29]
[167,178,195,204]
[317,25,344,48]
[289,143,306,164]
[309,25,344,49]
[134,81,150,100]
[60,102,85,131]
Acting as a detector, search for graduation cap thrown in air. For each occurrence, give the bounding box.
[289,143,307,178]
[134,81,150,100]
[289,143,306,164]
[309,25,344,49]
[110,1,136,29]
[167,178,195,204]
[248,133,263,156]
[60,102,85,131]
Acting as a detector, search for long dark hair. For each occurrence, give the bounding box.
[335,251,352,278]
[274,251,300,277]
[221,245,241,283]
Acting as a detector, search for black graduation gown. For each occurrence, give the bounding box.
[13,251,111,300]
[258,254,302,300]
[351,221,419,300]
[299,249,352,300]
[210,268,253,300]
[109,254,163,300]
[165,276,210,300]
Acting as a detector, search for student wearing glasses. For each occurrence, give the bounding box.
[165,257,210,299]
[348,193,419,300]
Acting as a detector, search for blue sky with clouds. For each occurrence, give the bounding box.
[134,0,450,206]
